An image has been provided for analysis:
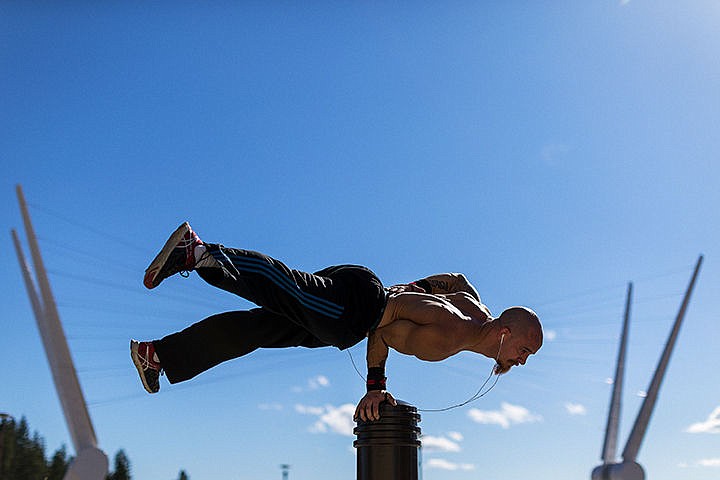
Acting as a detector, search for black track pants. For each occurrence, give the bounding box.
[153,244,386,384]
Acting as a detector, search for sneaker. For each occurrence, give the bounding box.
[143,222,202,289]
[130,340,162,394]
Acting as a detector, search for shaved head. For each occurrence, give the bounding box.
[498,306,543,349]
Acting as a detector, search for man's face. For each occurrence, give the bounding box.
[494,330,542,375]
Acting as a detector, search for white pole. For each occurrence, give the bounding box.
[622,255,703,462]
[601,282,632,464]
[14,185,108,479]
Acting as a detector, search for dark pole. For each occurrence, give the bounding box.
[354,401,421,480]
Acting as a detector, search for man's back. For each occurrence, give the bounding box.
[374,292,491,361]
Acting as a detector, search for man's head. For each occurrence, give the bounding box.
[493,306,543,375]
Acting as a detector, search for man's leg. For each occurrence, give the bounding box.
[198,246,344,319]
[142,223,346,340]
[132,308,327,391]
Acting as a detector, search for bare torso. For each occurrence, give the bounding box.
[373,292,492,361]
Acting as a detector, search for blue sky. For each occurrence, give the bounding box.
[2,1,719,479]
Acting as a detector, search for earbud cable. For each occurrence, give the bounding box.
[346,333,505,413]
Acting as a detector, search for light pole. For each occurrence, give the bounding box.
[280,464,290,480]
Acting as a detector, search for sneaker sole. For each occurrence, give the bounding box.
[143,222,190,289]
[130,340,159,394]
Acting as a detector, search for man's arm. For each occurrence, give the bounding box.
[354,331,397,422]
[366,328,389,371]
[411,273,480,301]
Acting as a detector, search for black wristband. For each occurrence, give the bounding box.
[367,367,387,392]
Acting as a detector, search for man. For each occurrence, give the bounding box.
[131,222,543,422]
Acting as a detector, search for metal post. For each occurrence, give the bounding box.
[601,283,633,465]
[13,185,108,480]
[354,401,422,480]
[622,255,703,462]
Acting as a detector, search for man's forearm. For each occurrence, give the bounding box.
[366,332,389,391]
[355,330,397,421]
[413,273,480,300]
[366,332,388,368]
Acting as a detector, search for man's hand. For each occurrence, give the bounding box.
[354,390,397,422]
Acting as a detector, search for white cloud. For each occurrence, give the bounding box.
[421,435,461,453]
[636,390,647,398]
[293,375,331,393]
[620,0,631,5]
[679,457,720,468]
[258,403,283,411]
[295,403,356,436]
[686,406,720,434]
[468,402,542,429]
[425,458,475,471]
[447,431,464,442]
[309,375,330,389]
[544,329,557,341]
[565,402,587,416]
[295,404,324,416]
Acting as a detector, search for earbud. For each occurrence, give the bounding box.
[500,333,505,345]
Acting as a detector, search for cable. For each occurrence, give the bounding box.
[28,202,147,252]
[346,334,505,414]
[418,334,505,413]
[418,364,500,413]
[347,348,366,382]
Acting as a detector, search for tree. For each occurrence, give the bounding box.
[7,418,47,480]
[46,445,69,480]
[0,416,69,480]
[0,416,15,479]
[177,469,189,480]
[0,416,153,480]
[106,449,131,480]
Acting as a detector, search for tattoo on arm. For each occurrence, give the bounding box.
[422,273,480,301]
[428,279,450,291]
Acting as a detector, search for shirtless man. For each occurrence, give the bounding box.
[131,223,542,422]
[355,277,542,421]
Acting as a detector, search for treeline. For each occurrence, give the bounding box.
[0,416,189,480]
